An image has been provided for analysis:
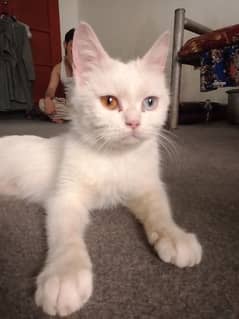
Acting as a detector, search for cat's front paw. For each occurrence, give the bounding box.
[149,229,202,268]
[35,262,93,316]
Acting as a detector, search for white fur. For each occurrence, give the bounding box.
[0,22,202,316]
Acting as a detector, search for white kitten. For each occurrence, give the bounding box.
[0,22,202,316]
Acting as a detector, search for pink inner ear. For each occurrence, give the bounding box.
[143,31,170,71]
[72,22,110,83]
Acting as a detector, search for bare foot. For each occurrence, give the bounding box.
[52,119,64,124]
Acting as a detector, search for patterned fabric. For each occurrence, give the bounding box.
[179,24,239,58]
[200,45,239,91]
[38,98,72,121]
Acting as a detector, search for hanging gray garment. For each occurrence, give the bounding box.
[0,16,35,112]
[0,17,17,110]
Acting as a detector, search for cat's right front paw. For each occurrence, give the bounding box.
[35,265,93,317]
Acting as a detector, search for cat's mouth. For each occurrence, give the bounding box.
[130,128,145,139]
[121,129,144,144]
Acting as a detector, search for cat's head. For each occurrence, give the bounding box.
[71,22,170,150]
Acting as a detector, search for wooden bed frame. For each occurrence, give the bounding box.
[169,8,213,129]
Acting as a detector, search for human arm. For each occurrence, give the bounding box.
[44,64,61,114]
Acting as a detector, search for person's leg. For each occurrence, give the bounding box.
[52,118,64,124]
[38,98,55,121]
[54,98,72,122]
[39,98,67,123]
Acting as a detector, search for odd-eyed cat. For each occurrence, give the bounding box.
[0,23,202,316]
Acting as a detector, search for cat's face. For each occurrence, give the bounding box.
[71,23,169,149]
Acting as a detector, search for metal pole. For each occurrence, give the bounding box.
[184,18,212,35]
[169,8,185,129]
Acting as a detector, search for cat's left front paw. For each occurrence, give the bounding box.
[148,229,202,268]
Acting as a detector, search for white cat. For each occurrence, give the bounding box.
[0,23,202,316]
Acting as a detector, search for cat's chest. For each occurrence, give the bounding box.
[82,151,144,193]
[63,141,159,208]
[87,157,152,208]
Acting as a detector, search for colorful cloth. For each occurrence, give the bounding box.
[200,44,239,91]
[179,24,239,58]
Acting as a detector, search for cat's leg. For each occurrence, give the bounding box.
[35,193,93,316]
[127,183,202,268]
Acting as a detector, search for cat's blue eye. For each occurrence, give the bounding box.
[142,96,158,111]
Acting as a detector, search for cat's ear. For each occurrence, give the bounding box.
[72,22,110,83]
[142,31,170,71]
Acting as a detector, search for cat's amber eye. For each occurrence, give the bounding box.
[100,96,119,110]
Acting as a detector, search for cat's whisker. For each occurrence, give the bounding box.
[159,133,178,156]
[81,133,110,152]
[96,138,110,152]
[93,131,117,152]
[145,128,179,164]
[161,127,178,141]
[159,139,178,164]
[159,142,177,164]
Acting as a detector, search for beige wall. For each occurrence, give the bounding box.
[58,0,80,54]
[59,0,239,103]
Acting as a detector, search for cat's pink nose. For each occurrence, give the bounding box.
[125,120,140,129]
